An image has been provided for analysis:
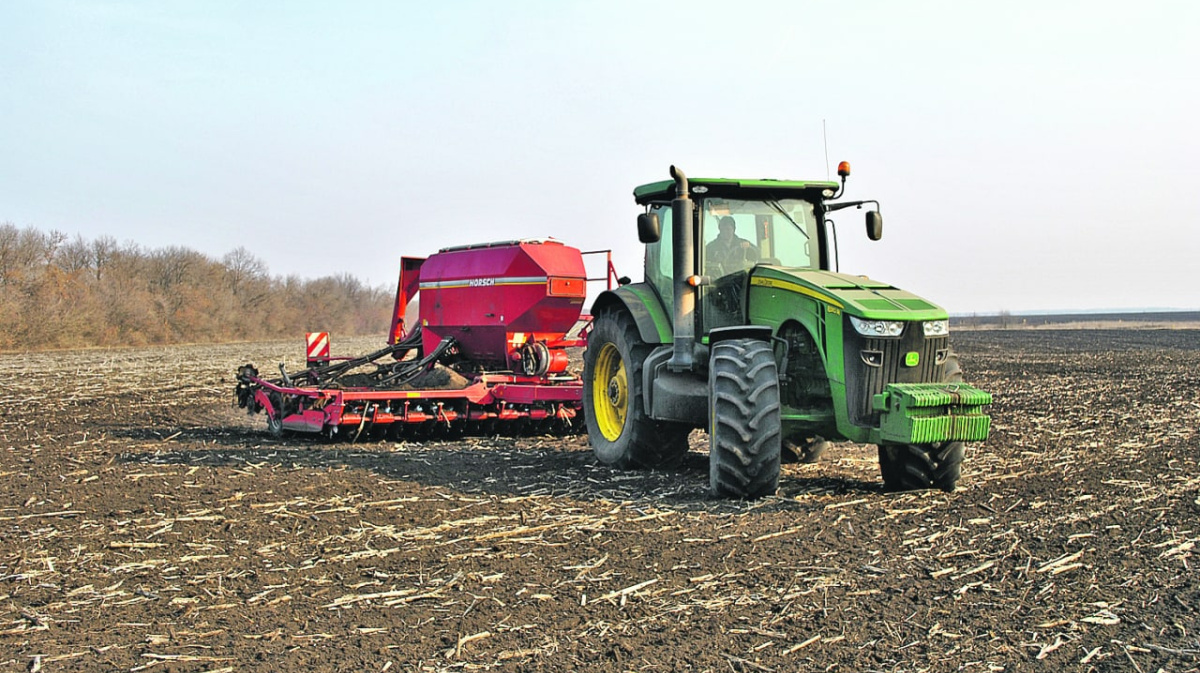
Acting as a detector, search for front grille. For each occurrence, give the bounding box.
[844,319,948,427]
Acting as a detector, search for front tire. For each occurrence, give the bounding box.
[709,339,782,499]
[878,441,964,492]
[877,349,966,492]
[583,309,689,468]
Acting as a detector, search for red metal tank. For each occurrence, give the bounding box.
[417,239,587,369]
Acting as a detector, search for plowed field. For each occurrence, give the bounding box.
[2,329,1197,672]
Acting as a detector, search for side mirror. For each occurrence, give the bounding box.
[866,211,883,241]
[637,212,661,243]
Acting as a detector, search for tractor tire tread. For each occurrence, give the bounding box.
[878,440,965,493]
[709,339,782,499]
[876,348,968,492]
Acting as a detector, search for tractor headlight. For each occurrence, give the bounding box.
[849,316,904,337]
[923,320,950,337]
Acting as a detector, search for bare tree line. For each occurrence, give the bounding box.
[0,222,392,351]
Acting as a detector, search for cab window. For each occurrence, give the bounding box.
[644,204,674,316]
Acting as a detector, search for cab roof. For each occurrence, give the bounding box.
[633,177,841,206]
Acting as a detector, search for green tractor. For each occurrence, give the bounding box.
[583,164,992,499]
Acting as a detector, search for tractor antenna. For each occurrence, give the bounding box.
[823,119,830,180]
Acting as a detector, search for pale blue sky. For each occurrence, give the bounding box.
[2,1,1197,313]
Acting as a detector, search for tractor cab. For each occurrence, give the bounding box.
[633,177,839,335]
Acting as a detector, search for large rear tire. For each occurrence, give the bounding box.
[878,349,966,492]
[709,339,782,499]
[583,309,689,468]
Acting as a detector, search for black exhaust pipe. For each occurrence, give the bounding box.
[667,165,696,372]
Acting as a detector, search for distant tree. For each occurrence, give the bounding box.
[0,223,64,285]
[91,236,117,281]
[54,235,94,275]
[0,223,393,351]
[223,246,268,297]
[998,310,1012,329]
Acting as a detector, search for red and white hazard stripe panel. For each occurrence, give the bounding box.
[306,332,330,365]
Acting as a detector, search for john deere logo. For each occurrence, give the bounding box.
[905,352,920,367]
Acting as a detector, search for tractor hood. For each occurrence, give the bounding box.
[750,267,948,321]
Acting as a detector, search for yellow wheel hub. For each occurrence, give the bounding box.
[593,342,628,441]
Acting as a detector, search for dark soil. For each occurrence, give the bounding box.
[1,330,1197,672]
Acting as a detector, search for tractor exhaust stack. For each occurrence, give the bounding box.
[666,165,696,372]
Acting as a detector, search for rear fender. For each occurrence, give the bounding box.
[590,283,672,345]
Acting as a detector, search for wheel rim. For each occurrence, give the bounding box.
[593,342,627,442]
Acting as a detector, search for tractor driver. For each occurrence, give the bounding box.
[705,216,759,278]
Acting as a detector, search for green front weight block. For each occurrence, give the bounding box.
[873,383,993,444]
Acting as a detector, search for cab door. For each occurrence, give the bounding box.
[643,203,675,319]
[697,207,756,333]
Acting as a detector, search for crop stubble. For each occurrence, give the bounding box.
[0,331,1197,672]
